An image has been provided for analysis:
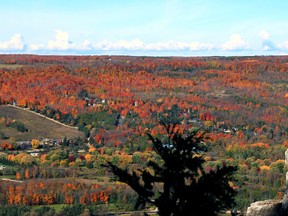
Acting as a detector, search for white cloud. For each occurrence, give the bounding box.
[221,34,250,51]
[146,41,180,51]
[188,42,213,51]
[5,30,288,55]
[47,29,73,50]
[99,39,145,51]
[94,39,212,51]
[258,30,276,51]
[0,34,25,51]
[29,29,75,51]
[145,41,210,51]
[80,40,93,50]
[29,43,45,51]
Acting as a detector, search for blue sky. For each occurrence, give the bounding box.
[1,0,288,56]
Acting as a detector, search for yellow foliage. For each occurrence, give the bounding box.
[193,153,201,158]
[144,167,155,176]
[260,165,271,172]
[156,98,163,103]
[85,153,92,161]
[20,154,34,164]
[31,139,40,149]
[226,144,233,152]
[89,146,96,153]
[238,164,248,171]
[204,156,212,161]
[204,120,214,128]
[13,153,28,163]
[119,154,132,164]
[69,162,76,167]
[228,181,234,188]
[60,160,68,167]
[274,159,285,164]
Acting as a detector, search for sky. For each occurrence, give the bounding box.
[1,0,288,56]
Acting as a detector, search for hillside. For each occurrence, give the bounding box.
[0,55,287,213]
[0,105,84,143]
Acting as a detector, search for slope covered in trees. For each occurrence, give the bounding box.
[0,55,286,129]
[0,55,287,213]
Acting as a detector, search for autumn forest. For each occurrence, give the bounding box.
[0,54,287,215]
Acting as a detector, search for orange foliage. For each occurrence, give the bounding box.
[15,172,21,180]
[250,142,270,149]
[2,179,111,205]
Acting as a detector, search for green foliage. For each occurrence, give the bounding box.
[33,206,56,216]
[157,104,184,125]
[77,89,89,99]
[0,205,31,216]
[0,157,17,166]
[76,111,117,137]
[109,191,138,211]
[10,121,28,132]
[59,204,85,216]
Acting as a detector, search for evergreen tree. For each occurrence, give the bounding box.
[107,108,237,216]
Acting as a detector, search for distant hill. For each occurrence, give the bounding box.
[0,105,84,143]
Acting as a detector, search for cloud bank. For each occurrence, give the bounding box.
[1,30,288,55]
[27,30,214,53]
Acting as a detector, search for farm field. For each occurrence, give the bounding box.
[0,105,84,143]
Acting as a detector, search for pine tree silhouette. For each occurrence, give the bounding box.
[107,107,237,216]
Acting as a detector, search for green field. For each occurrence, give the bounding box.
[0,105,84,143]
[0,64,24,69]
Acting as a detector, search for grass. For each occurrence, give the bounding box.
[0,175,15,179]
[0,105,84,143]
[0,64,24,69]
[32,204,68,213]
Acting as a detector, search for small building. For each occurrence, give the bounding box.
[27,149,41,157]
[30,152,39,157]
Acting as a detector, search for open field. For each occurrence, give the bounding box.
[0,64,24,69]
[0,105,84,143]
